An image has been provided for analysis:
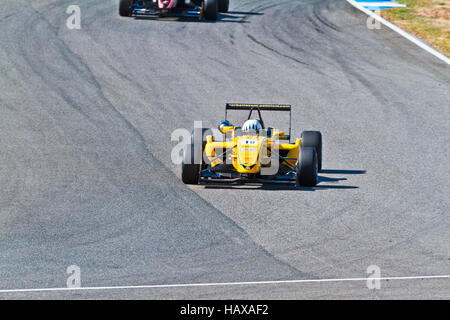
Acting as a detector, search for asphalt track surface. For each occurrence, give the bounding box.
[0,0,449,299]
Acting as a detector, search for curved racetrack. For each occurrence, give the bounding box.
[0,0,449,299]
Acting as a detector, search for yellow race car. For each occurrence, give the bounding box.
[181,104,322,187]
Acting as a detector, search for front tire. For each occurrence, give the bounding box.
[218,0,229,13]
[181,143,201,184]
[119,0,133,17]
[182,128,210,184]
[191,127,211,167]
[203,0,218,21]
[296,147,318,187]
[301,131,322,171]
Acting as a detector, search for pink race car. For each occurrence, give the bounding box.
[119,0,229,21]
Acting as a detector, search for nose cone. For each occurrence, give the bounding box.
[237,137,260,168]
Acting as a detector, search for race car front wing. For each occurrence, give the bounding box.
[199,168,297,185]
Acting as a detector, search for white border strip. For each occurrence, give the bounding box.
[347,0,450,65]
[356,2,406,9]
[0,275,449,294]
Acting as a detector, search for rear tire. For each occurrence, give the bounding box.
[218,0,229,13]
[301,131,322,171]
[191,128,210,149]
[296,147,318,187]
[203,0,218,21]
[119,0,133,17]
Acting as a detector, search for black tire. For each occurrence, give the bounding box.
[182,128,211,184]
[301,131,322,171]
[191,127,210,149]
[203,0,218,21]
[218,0,229,13]
[181,143,201,184]
[119,0,133,17]
[191,127,211,167]
[296,147,318,187]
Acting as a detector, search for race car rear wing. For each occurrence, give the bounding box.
[225,103,292,141]
[226,103,292,111]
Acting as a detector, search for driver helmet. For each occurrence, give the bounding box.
[242,119,263,133]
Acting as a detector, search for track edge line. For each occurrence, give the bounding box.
[346,0,450,65]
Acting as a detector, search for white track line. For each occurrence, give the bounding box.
[347,0,450,65]
[0,275,449,294]
[356,2,406,9]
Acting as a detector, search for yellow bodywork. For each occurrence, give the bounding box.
[205,127,301,174]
